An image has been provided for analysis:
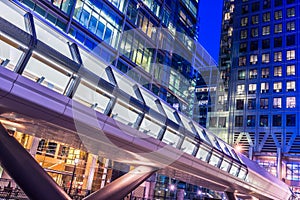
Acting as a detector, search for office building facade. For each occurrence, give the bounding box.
[210,0,300,194]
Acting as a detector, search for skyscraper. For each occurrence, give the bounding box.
[212,0,300,193]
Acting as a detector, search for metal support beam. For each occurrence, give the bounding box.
[84,166,158,200]
[225,192,237,200]
[0,124,71,200]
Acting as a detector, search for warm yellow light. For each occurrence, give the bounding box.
[0,119,25,129]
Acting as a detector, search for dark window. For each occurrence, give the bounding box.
[273,114,282,126]
[287,114,296,126]
[252,2,260,12]
[219,117,226,128]
[236,99,244,110]
[247,115,256,127]
[250,41,258,51]
[235,116,243,127]
[260,98,269,109]
[274,37,282,48]
[263,0,270,9]
[260,115,268,127]
[275,0,282,7]
[242,5,249,14]
[240,43,247,52]
[287,35,296,46]
[262,39,270,49]
[287,0,295,4]
[248,98,256,109]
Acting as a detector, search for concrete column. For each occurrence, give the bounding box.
[29,137,40,156]
[176,189,185,200]
[86,155,97,193]
[225,192,237,200]
[277,147,282,179]
[100,158,110,188]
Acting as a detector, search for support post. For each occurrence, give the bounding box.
[277,147,282,179]
[225,192,237,200]
[83,166,158,200]
[0,124,71,200]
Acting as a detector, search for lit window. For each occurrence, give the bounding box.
[249,69,257,79]
[273,82,282,92]
[287,80,296,92]
[252,15,259,24]
[237,84,245,95]
[239,56,247,66]
[287,7,295,17]
[224,12,231,20]
[273,97,282,108]
[260,98,269,109]
[263,12,270,22]
[274,10,282,20]
[287,50,296,60]
[274,66,282,77]
[240,30,247,39]
[248,84,257,94]
[287,21,295,31]
[251,28,258,37]
[287,64,296,76]
[274,23,282,33]
[287,97,296,108]
[262,26,270,35]
[241,17,248,26]
[274,51,282,62]
[238,70,246,80]
[250,55,258,65]
[261,82,269,93]
[262,53,270,63]
[261,68,269,78]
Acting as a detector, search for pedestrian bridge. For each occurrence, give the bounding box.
[0,1,293,200]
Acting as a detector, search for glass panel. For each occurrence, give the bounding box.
[111,101,139,127]
[35,22,72,60]
[209,153,221,167]
[23,55,71,94]
[139,88,161,114]
[238,167,247,180]
[80,50,110,83]
[192,122,211,144]
[205,131,221,150]
[160,101,178,123]
[114,71,137,99]
[0,39,23,71]
[229,164,239,176]
[138,116,163,139]
[0,1,26,30]
[181,138,195,155]
[196,146,211,162]
[162,129,181,148]
[178,113,193,133]
[217,139,232,157]
[220,159,231,172]
[73,80,111,113]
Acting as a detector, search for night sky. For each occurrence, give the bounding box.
[198,0,223,63]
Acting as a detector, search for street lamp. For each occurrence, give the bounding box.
[68,158,79,196]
